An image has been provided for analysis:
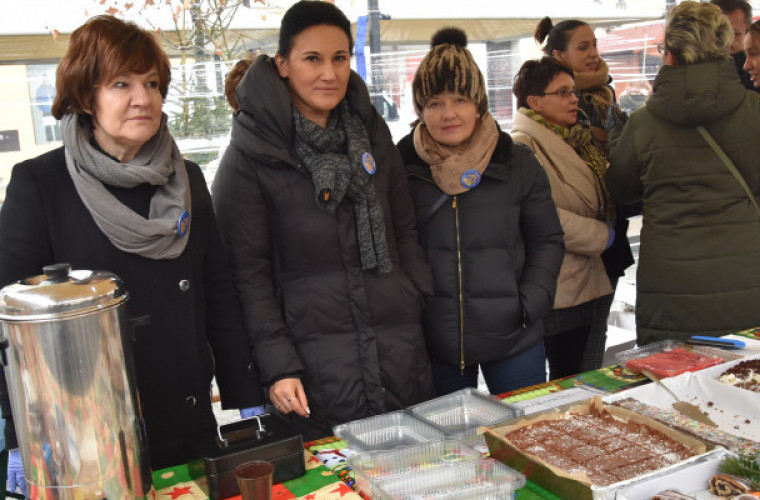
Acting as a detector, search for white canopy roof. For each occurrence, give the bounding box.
[0,0,666,36]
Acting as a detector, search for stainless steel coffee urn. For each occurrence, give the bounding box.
[0,263,151,499]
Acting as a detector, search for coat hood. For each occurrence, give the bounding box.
[231,54,386,165]
[646,58,746,126]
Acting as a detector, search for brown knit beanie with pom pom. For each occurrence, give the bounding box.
[412,27,488,116]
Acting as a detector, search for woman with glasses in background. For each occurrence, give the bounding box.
[511,57,614,379]
[535,17,635,372]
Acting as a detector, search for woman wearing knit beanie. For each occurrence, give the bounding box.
[397,28,565,396]
[536,17,636,371]
[512,56,615,380]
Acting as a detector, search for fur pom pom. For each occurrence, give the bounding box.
[430,27,467,48]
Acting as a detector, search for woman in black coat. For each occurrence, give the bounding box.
[0,16,265,477]
[399,28,565,396]
[212,1,435,440]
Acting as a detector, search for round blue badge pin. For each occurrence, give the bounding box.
[460,169,481,189]
[361,152,376,175]
[177,210,190,238]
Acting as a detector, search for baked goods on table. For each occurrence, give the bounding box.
[709,473,754,497]
[624,347,724,378]
[714,451,760,498]
[613,398,760,456]
[718,359,760,393]
[499,398,703,487]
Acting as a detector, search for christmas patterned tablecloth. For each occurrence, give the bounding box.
[149,364,647,500]
[151,340,758,499]
[734,326,760,341]
[152,449,361,500]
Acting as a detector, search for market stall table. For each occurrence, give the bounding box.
[152,329,760,499]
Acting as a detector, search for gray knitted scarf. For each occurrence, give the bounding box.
[61,113,191,259]
[292,101,391,274]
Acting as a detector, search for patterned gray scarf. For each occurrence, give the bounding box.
[292,101,391,274]
[61,113,191,259]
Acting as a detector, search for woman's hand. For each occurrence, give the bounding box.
[270,378,310,417]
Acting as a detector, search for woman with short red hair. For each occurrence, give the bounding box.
[0,16,265,486]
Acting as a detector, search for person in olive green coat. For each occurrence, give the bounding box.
[608,1,760,345]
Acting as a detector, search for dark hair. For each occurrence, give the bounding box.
[513,56,574,109]
[278,0,354,57]
[534,16,590,56]
[51,15,171,120]
[225,56,254,111]
[751,19,760,37]
[710,0,752,25]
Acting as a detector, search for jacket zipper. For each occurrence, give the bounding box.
[410,172,466,372]
[453,196,466,374]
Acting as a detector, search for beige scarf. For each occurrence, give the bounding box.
[413,113,499,195]
[573,58,612,95]
[521,108,615,223]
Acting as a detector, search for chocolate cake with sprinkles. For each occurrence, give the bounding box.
[503,408,698,486]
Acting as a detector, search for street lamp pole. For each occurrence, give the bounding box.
[368,0,383,111]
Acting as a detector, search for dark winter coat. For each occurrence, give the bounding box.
[398,130,565,368]
[212,55,435,440]
[0,147,265,468]
[608,58,760,345]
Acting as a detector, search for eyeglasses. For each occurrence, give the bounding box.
[657,43,666,55]
[538,88,580,99]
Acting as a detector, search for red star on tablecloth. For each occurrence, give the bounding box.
[165,486,193,499]
[330,483,355,496]
[303,483,355,499]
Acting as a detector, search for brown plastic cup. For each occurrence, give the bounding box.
[234,460,275,500]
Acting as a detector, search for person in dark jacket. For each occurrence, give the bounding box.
[608,1,760,345]
[535,17,635,371]
[212,1,435,440]
[0,16,266,482]
[398,28,564,396]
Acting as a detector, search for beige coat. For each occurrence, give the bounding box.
[511,111,612,308]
